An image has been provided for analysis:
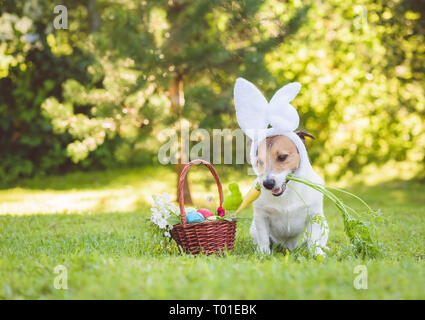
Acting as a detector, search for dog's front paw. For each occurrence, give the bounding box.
[256,246,271,255]
[314,247,326,258]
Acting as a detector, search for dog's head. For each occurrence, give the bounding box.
[256,131,315,196]
[233,78,316,195]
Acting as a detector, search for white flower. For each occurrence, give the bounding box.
[150,192,180,233]
[157,219,167,229]
[162,192,171,202]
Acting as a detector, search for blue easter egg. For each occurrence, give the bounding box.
[186,211,206,224]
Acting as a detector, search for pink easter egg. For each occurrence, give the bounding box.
[197,208,213,219]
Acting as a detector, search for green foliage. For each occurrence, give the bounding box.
[36,0,306,168]
[1,0,424,183]
[0,9,92,183]
[166,215,181,226]
[287,174,381,258]
[266,0,425,181]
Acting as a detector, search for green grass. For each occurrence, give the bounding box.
[0,166,424,299]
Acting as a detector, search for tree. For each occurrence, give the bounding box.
[0,0,94,183]
[41,0,309,202]
[266,0,425,182]
[3,0,424,188]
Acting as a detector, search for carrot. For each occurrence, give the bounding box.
[235,181,261,214]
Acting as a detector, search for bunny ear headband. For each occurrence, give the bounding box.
[234,77,301,136]
[233,77,313,176]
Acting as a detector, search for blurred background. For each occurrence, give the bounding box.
[2,1,425,300]
[1,0,424,198]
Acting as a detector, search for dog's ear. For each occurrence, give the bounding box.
[296,130,316,145]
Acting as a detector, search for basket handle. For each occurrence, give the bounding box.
[178,159,223,226]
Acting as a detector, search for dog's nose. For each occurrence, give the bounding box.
[263,179,275,190]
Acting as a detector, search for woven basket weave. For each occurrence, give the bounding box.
[170,159,237,255]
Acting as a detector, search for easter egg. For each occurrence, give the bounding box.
[197,208,213,219]
[217,206,225,217]
[186,211,206,224]
[185,207,197,214]
[206,216,218,221]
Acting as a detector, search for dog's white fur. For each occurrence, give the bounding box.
[250,163,329,256]
[233,77,329,256]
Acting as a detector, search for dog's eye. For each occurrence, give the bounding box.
[257,159,264,167]
[277,154,288,162]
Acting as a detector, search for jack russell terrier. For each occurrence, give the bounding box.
[234,78,329,256]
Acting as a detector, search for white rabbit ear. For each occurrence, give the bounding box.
[234,78,268,138]
[271,82,301,103]
[268,82,301,131]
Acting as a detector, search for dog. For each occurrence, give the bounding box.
[249,133,329,256]
[233,77,328,256]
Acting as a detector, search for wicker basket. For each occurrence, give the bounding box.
[170,159,237,255]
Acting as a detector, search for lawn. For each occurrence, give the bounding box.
[0,166,424,299]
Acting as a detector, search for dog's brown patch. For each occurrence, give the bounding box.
[256,135,300,175]
[295,130,316,144]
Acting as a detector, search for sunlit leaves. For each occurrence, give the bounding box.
[2,0,424,183]
[265,0,425,181]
